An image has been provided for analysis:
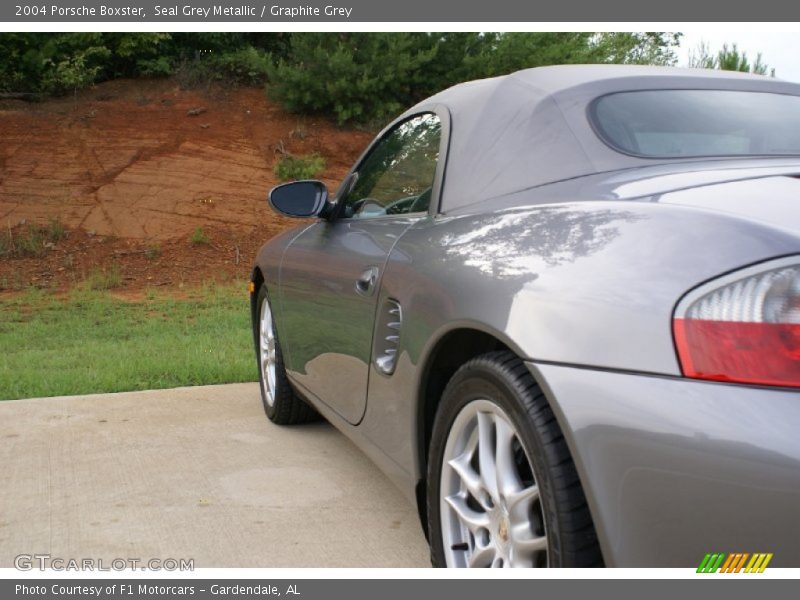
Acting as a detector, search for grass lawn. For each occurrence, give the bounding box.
[0,283,258,400]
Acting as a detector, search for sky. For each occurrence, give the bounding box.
[677,32,800,82]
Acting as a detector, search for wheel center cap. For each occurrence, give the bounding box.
[498,517,509,543]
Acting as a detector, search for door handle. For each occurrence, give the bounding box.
[355,266,380,297]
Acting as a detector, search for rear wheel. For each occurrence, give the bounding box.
[427,351,602,568]
[256,284,318,425]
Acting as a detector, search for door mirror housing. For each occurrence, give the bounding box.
[268,180,329,218]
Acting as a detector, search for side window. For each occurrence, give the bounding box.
[341,113,442,219]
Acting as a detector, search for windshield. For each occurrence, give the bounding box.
[591,90,800,158]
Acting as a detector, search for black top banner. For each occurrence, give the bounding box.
[2,0,799,22]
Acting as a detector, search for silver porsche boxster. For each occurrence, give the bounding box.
[250,65,800,568]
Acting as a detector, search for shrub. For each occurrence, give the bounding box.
[136,56,173,77]
[265,33,682,125]
[0,229,12,258]
[266,33,439,125]
[0,33,288,96]
[144,244,162,260]
[106,32,173,77]
[210,47,272,85]
[0,32,683,114]
[47,217,66,242]
[274,154,326,181]
[0,223,58,258]
[86,264,122,290]
[176,46,272,88]
[41,49,108,96]
[191,227,210,245]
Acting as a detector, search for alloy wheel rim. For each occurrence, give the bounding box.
[440,399,548,568]
[259,298,277,408]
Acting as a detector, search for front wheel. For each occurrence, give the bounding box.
[427,351,602,568]
[256,284,318,425]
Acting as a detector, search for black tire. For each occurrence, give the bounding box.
[255,284,318,425]
[427,350,603,568]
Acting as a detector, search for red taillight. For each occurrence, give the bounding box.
[673,259,800,388]
[674,319,800,386]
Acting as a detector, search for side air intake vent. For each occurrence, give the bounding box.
[374,299,402,375]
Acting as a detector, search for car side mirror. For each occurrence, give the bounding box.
[268,180,329,218]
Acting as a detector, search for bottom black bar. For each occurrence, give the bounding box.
[3,579,799,600]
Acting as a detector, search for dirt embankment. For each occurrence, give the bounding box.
[0,78,373,293]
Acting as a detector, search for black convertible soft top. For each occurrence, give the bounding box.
[402,64,800,212]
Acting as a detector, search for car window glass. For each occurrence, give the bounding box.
[592,90,800,158]
[341,113,441,219]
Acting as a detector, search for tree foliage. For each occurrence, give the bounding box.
[266,33,442,124]
[0,32,286,95]
[688,42,772,76]
[267,32,682,124]
[0,32,685,123]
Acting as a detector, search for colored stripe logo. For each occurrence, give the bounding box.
[697,553,773,573]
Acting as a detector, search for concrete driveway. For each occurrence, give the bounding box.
[0,383,430,568]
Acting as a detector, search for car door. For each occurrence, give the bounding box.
[278,112,444,425]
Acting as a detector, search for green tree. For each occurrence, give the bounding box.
[687,41,717,69]
[717,43,770,75]
[103,33,173,77]
[688,41,773,76]
[266,33,439,124]
[593,32,681,65]
[41,48,109,98]
[267,32,682,125]
[0,32,686,117]
[0,32,288,95]
[36,34,110,95]
[461,32,679,78]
